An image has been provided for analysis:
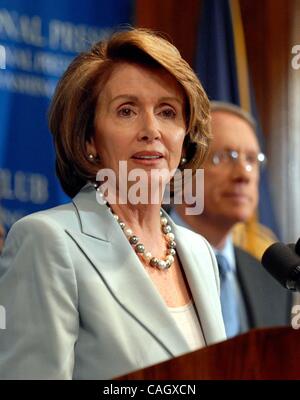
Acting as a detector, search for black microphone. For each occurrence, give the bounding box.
[288,243,296,252]
[261,242,300,291]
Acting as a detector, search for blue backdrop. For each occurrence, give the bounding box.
[0,0,133,231]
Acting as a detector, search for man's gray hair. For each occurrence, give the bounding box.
[210,101,257,132]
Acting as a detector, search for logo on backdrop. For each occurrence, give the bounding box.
[0,1,132,231]
[0,168,49,226]
[0,8,113,97]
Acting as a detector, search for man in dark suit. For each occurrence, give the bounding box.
[172,101,291,338]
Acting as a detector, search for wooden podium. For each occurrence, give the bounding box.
[117,327,300,379]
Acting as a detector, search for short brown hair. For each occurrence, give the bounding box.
[49,28,211,197]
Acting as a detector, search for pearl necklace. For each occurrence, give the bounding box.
[94,184,176,270]
[111,208,176,270]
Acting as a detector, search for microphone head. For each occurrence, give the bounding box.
[261,242,300,291]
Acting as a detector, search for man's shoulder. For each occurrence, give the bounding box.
[234,244,284,292]
[234,246,292,327]
[234,245,261,266]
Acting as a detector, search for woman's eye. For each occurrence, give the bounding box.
[160,108,176,118]
[118,108,134,117]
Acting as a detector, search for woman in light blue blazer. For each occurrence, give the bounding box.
[0,28,226,379]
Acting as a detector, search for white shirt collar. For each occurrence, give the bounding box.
[213,236,236,272]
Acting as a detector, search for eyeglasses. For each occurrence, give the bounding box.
[210,149,267,171]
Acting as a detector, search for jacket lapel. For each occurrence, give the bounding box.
[68,185,190,357]
[169,218,226,345]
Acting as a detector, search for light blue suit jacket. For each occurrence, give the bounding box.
[0,184,226,379]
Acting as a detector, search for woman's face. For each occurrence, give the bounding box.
[88,62,187,194]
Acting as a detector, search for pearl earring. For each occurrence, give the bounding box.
[180,157,187,166]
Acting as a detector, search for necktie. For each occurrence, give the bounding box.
[216,253,240,338]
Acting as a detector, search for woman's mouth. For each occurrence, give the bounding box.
[131,152,164,164]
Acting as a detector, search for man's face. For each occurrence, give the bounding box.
[202,110,260,227]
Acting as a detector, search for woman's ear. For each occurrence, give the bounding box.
[86,137,97,159]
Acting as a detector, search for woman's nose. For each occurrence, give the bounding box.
[137,112,161,142]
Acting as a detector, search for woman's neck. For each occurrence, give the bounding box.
[109,202,162,234]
